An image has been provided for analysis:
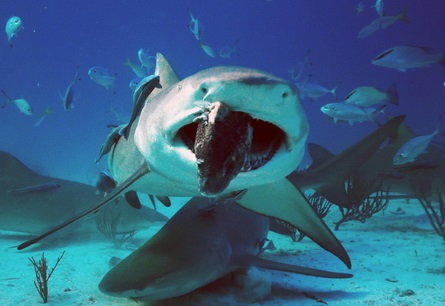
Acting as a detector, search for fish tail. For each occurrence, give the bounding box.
[386,83,399,105]
[371,105,386,126]
[330,86,337,98]
[398,7,410,23]
[0,89,12,102]
[123,58,131,67]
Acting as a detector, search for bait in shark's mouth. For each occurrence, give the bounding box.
[179,101,285,196]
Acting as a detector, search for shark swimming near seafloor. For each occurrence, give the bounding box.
[17,53,350,270]
[288,115,406,207]
[99,197,352,302]
[0,151,167,240]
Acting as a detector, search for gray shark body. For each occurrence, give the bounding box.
[0,151,167,237]
[99,198,352,301]
[17,54,350,270]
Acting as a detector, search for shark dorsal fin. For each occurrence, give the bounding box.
[0,151,36,180]
[155,53,180,88]
[307,143,334,169]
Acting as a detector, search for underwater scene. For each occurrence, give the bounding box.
[1,0,444,305]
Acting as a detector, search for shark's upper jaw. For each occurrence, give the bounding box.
[135,66,308,197]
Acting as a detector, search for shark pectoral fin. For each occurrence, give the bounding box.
[237,179,351,268]
[236,255,352,279]
[16,162,151,250]
[124,191,142,209]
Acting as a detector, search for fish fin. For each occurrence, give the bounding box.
[386,84,399,105]
[234,255,352,278]
[371,105,386,126]
[124,190,142,209]
[155,195,171,207]
[17,162,150,250]
[237,179,351,268]
[398,7,410,23]
[330,86,337,97]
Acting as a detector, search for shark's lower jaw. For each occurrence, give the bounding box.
[177,102,285,197]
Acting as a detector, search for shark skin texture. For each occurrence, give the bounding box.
[17,54,351,270]
[99,197,352,302]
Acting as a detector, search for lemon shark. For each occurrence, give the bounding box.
[17,54,350,270]
[99,198,352,301]
[0,151,167,238]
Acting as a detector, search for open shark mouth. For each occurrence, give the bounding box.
[176,101,285,196]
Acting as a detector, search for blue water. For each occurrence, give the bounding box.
[1,0,444,182]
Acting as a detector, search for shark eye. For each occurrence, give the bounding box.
[201,87,208,94]
[282,92,288,98]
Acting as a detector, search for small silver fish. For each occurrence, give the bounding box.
[219,39,239,59]
[119,75,160,139]
[129,76,145,91]
[0,90,32,115]
[393,126,440,165]
[297,80,336,100]
[355,1,365,15]
[34,107,51,127]
[61,71,80,111]
[188,9,202,40]
[373,0,384,17]
[137,48,156,73]
[5,16,23,46]
[123,58,146,78]
[344,84,398,107]
[88,66,117,93]
[358,8,409,39]
[199,42,215,58]
[372,45,445,71]
[95,124,126,163]
[320,102,385,125]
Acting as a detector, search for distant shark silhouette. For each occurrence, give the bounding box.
[99,197,352,301]
[18,54,351,270]
[355,120,445,200]
[288,115,406,207]
[0,151,167,239]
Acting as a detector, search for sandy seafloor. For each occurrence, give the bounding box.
[1,197,444,306]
